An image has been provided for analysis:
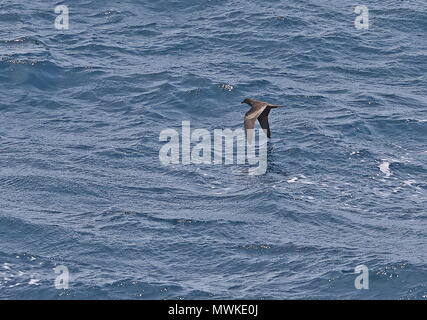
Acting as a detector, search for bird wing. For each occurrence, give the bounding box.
[257,107,271,138]
[267,104,285,108]
[244,103,268,144]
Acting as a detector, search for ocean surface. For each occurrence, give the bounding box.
[0,0,426,299]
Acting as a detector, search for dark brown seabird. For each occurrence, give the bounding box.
[241,98,284,141]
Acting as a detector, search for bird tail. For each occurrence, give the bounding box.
[268,104,285,108]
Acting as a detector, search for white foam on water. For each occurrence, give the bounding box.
[403,180,416,186]
[28,278,40,285]
[379,161,392,177]
[2,263,12,270]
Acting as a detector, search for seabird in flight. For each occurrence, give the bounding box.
[241,98,284,143]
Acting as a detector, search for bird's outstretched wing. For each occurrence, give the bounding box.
[257,107,271,138]
[244,103,268,144]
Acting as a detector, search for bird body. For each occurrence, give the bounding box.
[241,98,284,142]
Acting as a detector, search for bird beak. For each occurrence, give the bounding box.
[241,101,245,104]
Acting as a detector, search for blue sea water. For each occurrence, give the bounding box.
[0,0,426,299]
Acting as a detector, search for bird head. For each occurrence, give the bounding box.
[241,98,251,105]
